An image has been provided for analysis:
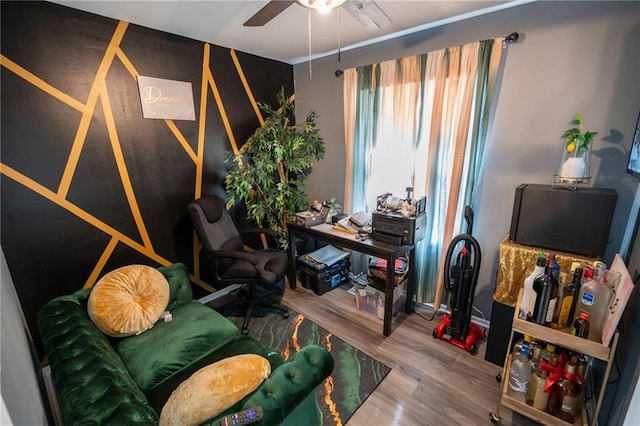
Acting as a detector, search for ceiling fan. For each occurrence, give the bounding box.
[244,0,391,31]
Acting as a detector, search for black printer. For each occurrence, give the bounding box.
[371,193,426,246]
[372,211,426,245]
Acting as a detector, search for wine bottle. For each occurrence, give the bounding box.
[520,252,547,320]
[567,266,584,325]
[531,253,558,326]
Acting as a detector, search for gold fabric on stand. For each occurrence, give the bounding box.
[493,235,599,307]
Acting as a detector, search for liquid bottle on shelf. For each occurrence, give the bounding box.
[574,262,613,342]
[512,334,534,358]
[551,271,575,329]
[525,345,544,406]
[531,253,558,326]
[571,311,590,338]
[520,252,547,320]
[539,343,556,374]
[526,359,550,409]
[567,265,584,325]
[547,362,581,423]
[509,341,531,396]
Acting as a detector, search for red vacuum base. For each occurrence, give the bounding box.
[432,313,486,355]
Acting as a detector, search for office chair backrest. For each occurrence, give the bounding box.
[187,195,244,266]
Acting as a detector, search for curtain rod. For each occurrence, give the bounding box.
[504,32,519,44]
[335,32,521,77]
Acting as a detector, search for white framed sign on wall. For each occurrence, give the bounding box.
[137,76,196,121]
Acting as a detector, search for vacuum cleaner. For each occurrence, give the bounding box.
[432,205,486,355]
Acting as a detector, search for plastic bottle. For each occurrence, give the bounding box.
[520,252,547,320]
[512,334,534,358]
[574,262,612,342]
[509,341,531,395]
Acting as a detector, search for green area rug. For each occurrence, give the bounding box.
[223,306,391,426]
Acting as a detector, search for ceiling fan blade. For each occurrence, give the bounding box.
[343,0,391,31]
[244,1,296,27]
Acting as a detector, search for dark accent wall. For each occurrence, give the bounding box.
[0,1,294,358]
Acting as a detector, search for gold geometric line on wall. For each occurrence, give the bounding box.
[205,64,240,156]
[230,49,264,128]
[195,43,211,200]
[84,236,119,289]
[100,85,154,250]
[164,119,198,164]
[58,21,130,200]
[0,163,169,266]
[115,47,138,80]
[0,55,88,113]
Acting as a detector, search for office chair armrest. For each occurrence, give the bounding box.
[206,250,259,266]
[238,228,282,249]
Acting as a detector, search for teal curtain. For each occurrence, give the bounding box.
[346,38,505,305]
[351,65,381,212]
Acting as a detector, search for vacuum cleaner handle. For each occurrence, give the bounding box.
[464,206,474,235]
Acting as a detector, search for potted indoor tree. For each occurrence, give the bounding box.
[225,88,325,248]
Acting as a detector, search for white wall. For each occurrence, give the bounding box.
[1,249,48,425]
[293,0,640,318]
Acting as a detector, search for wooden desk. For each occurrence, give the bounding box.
[287,222,415,337]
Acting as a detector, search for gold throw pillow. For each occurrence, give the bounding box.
[159,354,271,426]
[88,264,170,338]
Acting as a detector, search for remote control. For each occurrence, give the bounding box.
[220,406,263,426]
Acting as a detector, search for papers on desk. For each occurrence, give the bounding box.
[305,245,349,266]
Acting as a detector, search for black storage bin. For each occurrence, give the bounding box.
[297,256,350,295]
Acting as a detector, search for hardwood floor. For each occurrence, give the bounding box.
[282,283,540,426]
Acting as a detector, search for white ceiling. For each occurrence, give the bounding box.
[51,0,534,64]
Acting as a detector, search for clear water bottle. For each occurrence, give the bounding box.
[574,262,612,342]
[509,341,531,395]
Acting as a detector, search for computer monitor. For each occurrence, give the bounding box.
[626,110,640,179]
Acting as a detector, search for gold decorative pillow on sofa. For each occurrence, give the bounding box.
[88,265,170,338]
[159,354,271,426]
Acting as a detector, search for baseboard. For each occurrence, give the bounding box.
[198,284,243,304]
[422,303,491,331]
[42,366,63,426]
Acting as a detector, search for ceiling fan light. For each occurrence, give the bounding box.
[296,0,348,14]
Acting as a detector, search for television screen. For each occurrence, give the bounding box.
[626,110,640,179]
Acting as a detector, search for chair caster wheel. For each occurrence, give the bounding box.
[241,327,249,335]
[282,312,289,319]
[489,412,501,423]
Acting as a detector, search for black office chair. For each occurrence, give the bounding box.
[188,194,289,334]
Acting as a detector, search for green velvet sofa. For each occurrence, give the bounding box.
[37,263,334,425]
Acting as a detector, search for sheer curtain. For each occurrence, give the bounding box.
[343,38,504,308]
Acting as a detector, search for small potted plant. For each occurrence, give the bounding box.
[557,113,597,181]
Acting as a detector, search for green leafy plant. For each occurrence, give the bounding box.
[562,113,597,156]
[225,88,325,248]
